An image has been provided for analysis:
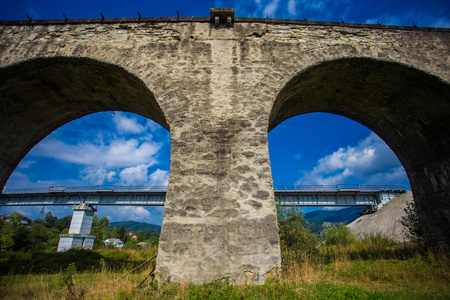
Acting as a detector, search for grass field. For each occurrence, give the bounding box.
[1,242,448,299]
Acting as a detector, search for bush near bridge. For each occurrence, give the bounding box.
[0,209,449,299]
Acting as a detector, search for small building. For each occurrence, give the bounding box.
[136,242,148,248]
[104,238,124,248]
[129,231,137,240]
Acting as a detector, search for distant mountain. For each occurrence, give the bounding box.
[304,207,363,233]
[110,208,361,236]
[304,207,362,223]
[110,221,161,236]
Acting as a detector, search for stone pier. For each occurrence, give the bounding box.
[57,204,96,252]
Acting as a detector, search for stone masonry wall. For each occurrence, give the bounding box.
[0,20,449,282]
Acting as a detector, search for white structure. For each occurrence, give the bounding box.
[57,204,96,252]
[104,238,124,248]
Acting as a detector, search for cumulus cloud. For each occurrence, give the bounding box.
[103,206,151,222]
[112,112,146,134]
[6,111,170,189]
[80,167,117,185]
[148,169,169,186]
[214,0,353,21]
[17,160,36,169]
[119,164,153,185]
[287,0,296,15]
[103,206,165,224]
[297,132,409,186]
[4,172,34,188]
[264,0,280,17]
[32,137,160,170]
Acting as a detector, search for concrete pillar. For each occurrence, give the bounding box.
[57,204,97,252]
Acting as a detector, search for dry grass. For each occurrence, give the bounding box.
[1,244,449,299]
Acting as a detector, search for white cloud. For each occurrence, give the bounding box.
[119,163,152,185]
[297,132,409,186]
[264,0,280,17]
[146,119,163,133]
[17,160,36,169]
[112,112,146,134]
[4,172,34,189]
[32,137,161,170]
[118,166,169,186]
[6,110,170,189]
[149,169,169,186]
[80,167,117,185]
[287,0,296,15]
[4,171,93,189]
[103,206,151,222]
[323,207,346,211]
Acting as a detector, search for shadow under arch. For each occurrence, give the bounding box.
[269,57,450,251]
[0,57,169,190]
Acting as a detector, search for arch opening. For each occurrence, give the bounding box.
[3,111,170,224]
[268,112,411,240]
[269,58,450,250]
[269,112,410,188]
[0,57,169,190]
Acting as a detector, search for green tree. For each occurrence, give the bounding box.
[99,216,110,229]
[0,222,15,251]
[99,216,111,238]
[401,201,424,242]
[55,215,72,233]
[90,214,110,249]
[323,224,356,246]
[29,223,49,245]
[91,225,105,249]
[124,239,139,249]
[118,222,129,243]
[137,230,150,242]
[277,207,318,255]
[9,211,25,225]
[110,227,119,239]
[12,225,31,251]
[92,214,100,227]
[44,211,57,228]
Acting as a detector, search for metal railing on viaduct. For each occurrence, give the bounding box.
[0,184,406,207]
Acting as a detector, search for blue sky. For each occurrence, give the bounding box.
[1,0,448,224]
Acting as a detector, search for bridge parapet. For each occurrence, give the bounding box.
[0,185,406,208]
[2,184,405,195]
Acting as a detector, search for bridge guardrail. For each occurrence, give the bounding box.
[2,184,406,195]
[2,185,169,194]
[273,184,405,192]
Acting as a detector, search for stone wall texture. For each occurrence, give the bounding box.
[0,18,449,283]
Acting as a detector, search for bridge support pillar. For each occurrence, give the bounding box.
[156,119,282,284]
[57,204,97,252]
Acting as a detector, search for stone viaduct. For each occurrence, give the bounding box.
[1,9,449,284]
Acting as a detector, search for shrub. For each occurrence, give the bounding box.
[277,207,318,255]
[324,224,356,246]
[361,233,396,248]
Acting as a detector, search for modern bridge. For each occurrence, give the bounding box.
[0,184,406,208]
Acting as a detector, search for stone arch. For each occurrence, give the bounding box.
[269,57,450,250]
[0,57,169,190]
